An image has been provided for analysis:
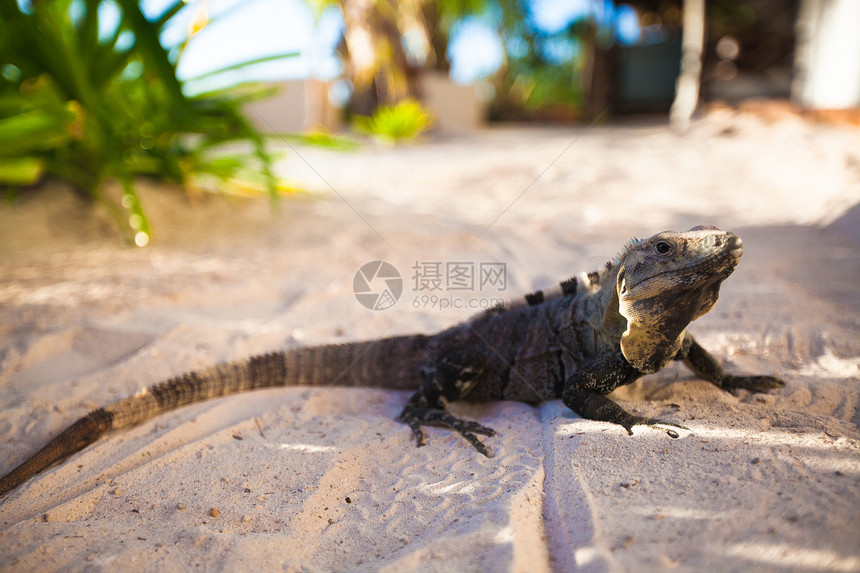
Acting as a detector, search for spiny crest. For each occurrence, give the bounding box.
[624,236,643,251]
[588,263,616,287]
[594,235,643,280]
[479,274,582,319]
[612,235,644,265]
[483,300,507,317]
[479,235,646,320]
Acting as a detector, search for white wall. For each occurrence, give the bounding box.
[244,80,341,134]
[793,0,860,109]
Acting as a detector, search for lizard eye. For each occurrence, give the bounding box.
[654,241,674,255]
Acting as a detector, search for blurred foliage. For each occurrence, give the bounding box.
[498,30,586,114]
[708,1,758,35]
[308,0,489,115]
[0,0,296,245]
[286,130,361,152]
[488,1,594,120]
[352,99,433,143]
[312,0,595,122]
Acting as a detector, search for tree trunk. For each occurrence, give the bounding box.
[670,0,705,131]
[341,0,421,116]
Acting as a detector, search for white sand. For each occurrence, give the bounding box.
[1,109,859,572]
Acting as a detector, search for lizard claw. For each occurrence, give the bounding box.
[723,375,785,393]
[399,408,495,457]
[405,422,427,448]
[456,419,497,437]
[648,422,689,439]
[625,416,689,439]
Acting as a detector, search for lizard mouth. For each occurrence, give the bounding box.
[728,236,743,260]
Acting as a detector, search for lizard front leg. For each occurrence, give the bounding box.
[399,348,496,457]
[562,352,686,438]
[675,336,785,393]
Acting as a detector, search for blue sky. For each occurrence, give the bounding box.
[144,0,340,90]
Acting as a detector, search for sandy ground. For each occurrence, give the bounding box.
[0,109,859,572]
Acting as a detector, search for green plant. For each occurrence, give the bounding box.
[352,99,433,144]
[0,0,296,245]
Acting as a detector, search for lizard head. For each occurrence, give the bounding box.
[604,226,743,373]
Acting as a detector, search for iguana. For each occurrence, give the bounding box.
[0,226,784,498]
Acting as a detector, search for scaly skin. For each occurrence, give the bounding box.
[0,226,784,499]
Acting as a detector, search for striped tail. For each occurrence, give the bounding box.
[0,409,115,499]
[0,336,427,499]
